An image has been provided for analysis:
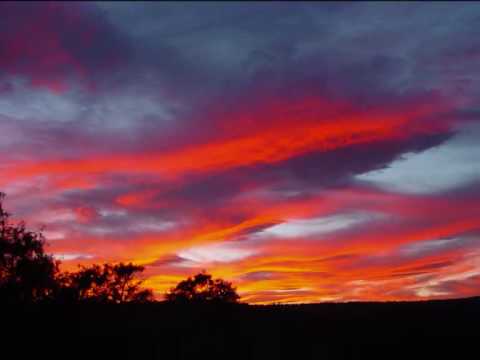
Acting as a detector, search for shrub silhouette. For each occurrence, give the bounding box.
[0,192,153,304]
[57,262,154,304]
[165,272,240,304]
[0,192,60,303]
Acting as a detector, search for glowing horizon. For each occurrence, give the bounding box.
[1,2,479,303]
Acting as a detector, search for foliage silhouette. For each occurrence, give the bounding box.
[0,192,153,304]
[166,272,240,304]
[0,192,59,303]
[57,262,154,304]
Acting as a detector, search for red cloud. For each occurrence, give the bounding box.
[1,93,453,191]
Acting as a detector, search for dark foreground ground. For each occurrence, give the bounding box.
[4,297,480,359]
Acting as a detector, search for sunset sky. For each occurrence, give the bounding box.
[1,2,480,303]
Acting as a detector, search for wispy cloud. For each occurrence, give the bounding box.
[1,2,479,303]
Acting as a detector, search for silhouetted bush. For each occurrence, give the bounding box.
[56,262,154,304]
[0,192,59,304]
[165,272,240,304]
[0,192,153,304]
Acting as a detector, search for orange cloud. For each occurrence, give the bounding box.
[3,93,472,304]
[47,184,480,303]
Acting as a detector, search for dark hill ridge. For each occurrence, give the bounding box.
[4,296,480,359]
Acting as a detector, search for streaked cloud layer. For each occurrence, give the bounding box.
[1,2,479,303]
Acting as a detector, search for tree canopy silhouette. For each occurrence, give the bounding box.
[0,192,153,304]
[57,262,154,304]
[165,272,240,304]
[0,192,59,303]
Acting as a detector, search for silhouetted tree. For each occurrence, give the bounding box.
[165,272,240,304]
[0,192,154,304]
[0,192,59,303]
[57,262,154,304]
